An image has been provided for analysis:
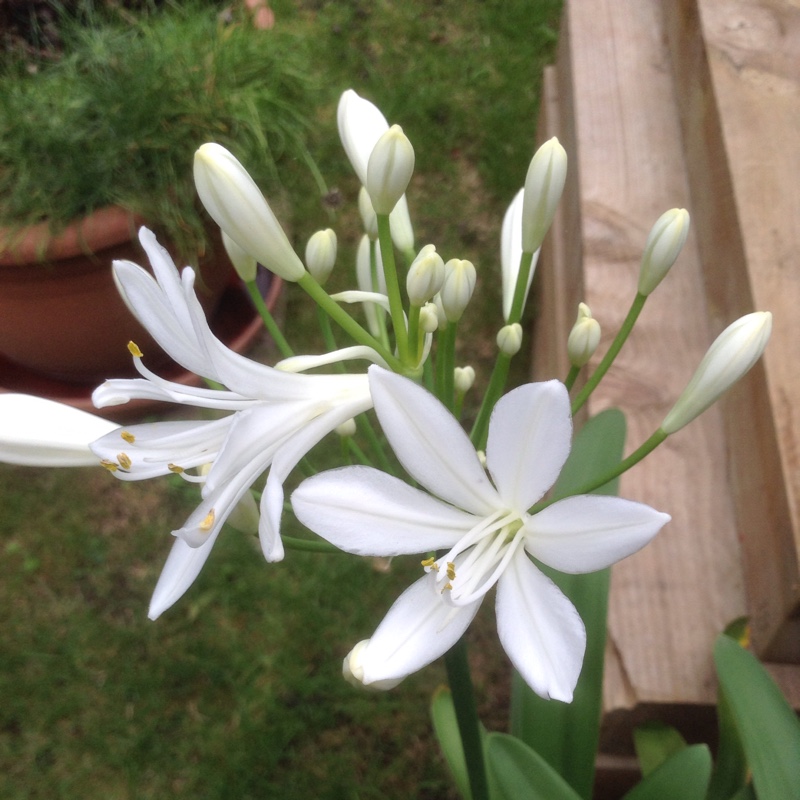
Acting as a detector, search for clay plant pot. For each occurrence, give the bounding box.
[0,206,233,383]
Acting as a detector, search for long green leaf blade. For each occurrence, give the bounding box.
[621,744,712,800]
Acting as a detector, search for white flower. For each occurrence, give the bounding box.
[0,394,118,467]
[91,228,372,619]
[292,367,670,701]
[501,188,540,322]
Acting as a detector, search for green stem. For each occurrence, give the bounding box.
[435,323,457,410]
[245,279,293,359]
[407,304,421,366]
[571,292,647,415]
[444,639,489,800]
[369,239,391,351]
[282,535,341,554]
[508,250,536,325]
[470,352,512,449]
[564,364,580,392]
[376,213,410,364]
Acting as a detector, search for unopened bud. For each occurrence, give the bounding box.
[305,229,337,285]
[522,137,567,254]
[497,323,523,356]
[194,143,305,281]
[638,208,690,296]
[454,366,476,394]
[335,418,357,437]
[222,231,257,282]
[366,125,415,215]
[406,245,445,305]
[440,259,477,322]
[419,303,439,333]
[343,640,404,691]
[661,312,772,434]
[567,303,601,367]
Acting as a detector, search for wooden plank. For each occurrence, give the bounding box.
[663,0,800,661]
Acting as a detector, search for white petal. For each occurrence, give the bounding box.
[275,346,389,372]
[496,553,585,702]
[338,89,389,185]
[368,367,498,516]
[359,572,482,685]
[292,466,475,556]
[525,495,671,573]
[148,532,220,619]
[486,381,572,511]
[0,394,118,466]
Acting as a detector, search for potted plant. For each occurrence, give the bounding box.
[0,0,314,382]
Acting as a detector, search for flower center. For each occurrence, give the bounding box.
[422,510,526,606]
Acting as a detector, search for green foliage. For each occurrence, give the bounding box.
[633,722,688,777]
[0,1,315,262]
[622,745,712,800]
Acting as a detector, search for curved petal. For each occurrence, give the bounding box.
[0,394,119,467]
[496,552,585,702]
[275,346,389,372]
[368,367,498,516]
[148,531,221,619]
[359,572,482,686]
[338,89,389,185]
[524,495,671,574]
[486,380,572,511]
[292,466,475,556]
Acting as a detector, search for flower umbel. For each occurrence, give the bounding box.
[292,367,670,701]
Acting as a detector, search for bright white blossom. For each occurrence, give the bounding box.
[292,367,670,700]
[501,188,540,322]
[0,394,118,467]
[91,228,372,619]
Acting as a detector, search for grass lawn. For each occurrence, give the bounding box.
[0,1,561,797]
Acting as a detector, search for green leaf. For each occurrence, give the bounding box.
[633,721,687,777]
[621,745,712,800]
[430,686,473,800]
[511,408,626,799]
[485,733,583,800]
[707,672,748,800]
[714,634,800,800]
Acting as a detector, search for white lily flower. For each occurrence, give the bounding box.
[501,188,540,322]
[292,367,670,700]
[0,394,119,467]
[337,89,415,252]
[91,228,372,619]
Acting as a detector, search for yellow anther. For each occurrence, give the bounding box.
[168,463,184,474]
[117,453,132,470]
[100,459,118,472]
[120,431,136,444]
[199,509,216,532]
[421,556,437,569]
[442,582,453,592]
[446,562,456,581]
[127,341,143,358]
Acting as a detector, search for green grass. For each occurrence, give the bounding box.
[0,1,561,796]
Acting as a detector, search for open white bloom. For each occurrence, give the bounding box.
[292,367,670,700]
[91,228,372,619]
[501,188,540,322]
[0,394,119,467]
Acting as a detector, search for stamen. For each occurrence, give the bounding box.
[127,341,143,358]
[100,459,118,472]
[421,556,439,572]
[442,582,453,592]
[120,431,136,444]
[168,463,184,474]
[446,562,456,581]
[199,509,215,532]
[117,453,132,470]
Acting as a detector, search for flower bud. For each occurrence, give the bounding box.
[406,244,445,306]
[521,137,567,254]
[305,228,337,285]
[358,187,379,239]
[194,143,305,281]
[343,640,404,691]
[454,365,476,394]
[366,125,415,215]
[335,417,357,438]
[497,323,523,356]
[661,311,772,434]
[222,231,257,283]
[440,259,477,322]
[419,303,439,333]
[638,208,690,296]
[567,303,601,367]
[356,235,387,336]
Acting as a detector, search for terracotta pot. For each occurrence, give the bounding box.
[0,206,233,382]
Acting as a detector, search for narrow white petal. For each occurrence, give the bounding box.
[329,290,392,311]
[360,573,482,685]
[0,394,118,466]
[496,553,585,702]
[148,532,220,619]
[486,381,572,511]
[275,346,389,372]
[368,367,498,516]
[292,466,475,556]
[525,495,671,573]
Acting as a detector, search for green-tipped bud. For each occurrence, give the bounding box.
[661,311,772,434]
[419,303,439,333]
[567,302,601,367]
[497,323,523,356]
[638,208,690,295]
[406,244,445,306]
[221,231,257,283]
[366,125,415,215]
[358,187,379,239]
[522,137,567,254]
[440,259,477,322]
[454,365,476,394]
[194,143,305,281]
[305,228,337,285]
